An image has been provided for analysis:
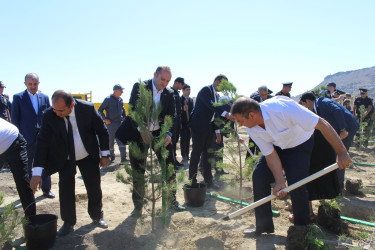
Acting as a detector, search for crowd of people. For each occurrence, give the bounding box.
[0,69,374,238]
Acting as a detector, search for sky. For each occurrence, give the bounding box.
[1,0,374,103]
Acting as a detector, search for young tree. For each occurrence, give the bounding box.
[116,82,174,230]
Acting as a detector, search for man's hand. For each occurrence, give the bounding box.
[272,181,287,199]
[216,133,222,144]
[237,137,244,144]
[183,104,188,111]
[30,176,42,194]
[337,151,351,170]
[165,134,172,146]
[339,129,349,140]
[140,131,151,144]
[225,112,235,122]
[104,119,111,125]
[100,157,110,167]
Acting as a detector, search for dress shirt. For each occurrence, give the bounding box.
[149,80,162,131]
[27,90,39,115]
[246,96,319,156]
[32,107,110,176]
[0,118,19,154]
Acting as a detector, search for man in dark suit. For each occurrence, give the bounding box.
[11,73,54,198]
[180,84,194,161]
[188,75,234,189]
[30,90,110,237]
[300,92,359,190]
[169,77,185,168]
[116,66,185,216]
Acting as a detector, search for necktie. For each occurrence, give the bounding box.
[66,116,76,168]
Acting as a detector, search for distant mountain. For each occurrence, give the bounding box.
[294,66,375,99]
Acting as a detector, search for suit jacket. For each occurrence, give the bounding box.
[188,85,226,134]
[116,79,177,144]
[11,90,50,144]
[315,97,359,135]
[33,99,109,176]
[181,95,194,125]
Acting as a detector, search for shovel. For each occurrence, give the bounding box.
[204,162,339,228]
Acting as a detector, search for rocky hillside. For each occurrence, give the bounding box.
[296,66,375,99]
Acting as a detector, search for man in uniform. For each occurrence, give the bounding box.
[0,81,11,122]
[98,84,127,163]
[275,82,292,97]
[319,82,336,99]
[353,88,374,147]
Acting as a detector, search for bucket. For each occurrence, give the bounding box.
[23,214,58,250]
[183,183,207,207]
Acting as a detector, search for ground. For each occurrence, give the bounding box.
[1,128,375,249]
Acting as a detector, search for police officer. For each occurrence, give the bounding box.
[275,82,292,97]
[0,81,11,122]
[353,88,374,147]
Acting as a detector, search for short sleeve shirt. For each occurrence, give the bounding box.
[246,96,319,156]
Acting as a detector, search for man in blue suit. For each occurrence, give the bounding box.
[300,92,359,190]
[11,73,54,198]
[188,75,234,189]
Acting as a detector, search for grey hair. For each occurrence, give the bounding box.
[155,66,171,75]
[25,73,39,82]
[258,85,268,92]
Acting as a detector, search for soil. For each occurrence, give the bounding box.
[1,128,375,249]
[345,179,364,195]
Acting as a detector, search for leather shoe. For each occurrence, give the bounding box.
[215,168,229,174]
[207,182,220,190]
[243,227,274,236]
[93,218,108,228]
[43,191,55,199]
[57,222,74,237]
[175,161,184,167]
[171,201,186,211]
[130,208,142,218]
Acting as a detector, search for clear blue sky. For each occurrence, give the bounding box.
[1,0,374,103]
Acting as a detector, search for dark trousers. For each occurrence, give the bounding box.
[172,120,181,162]
[189,125,215,184]
[0,134,36,217]
[129,130,176,210]
[26,142,51,193]
[253,136,314,231]
[337,130,356,190]
[180,123,191,159]
[59,156,103,225]
[107,121,126,160]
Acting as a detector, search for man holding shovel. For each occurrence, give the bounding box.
[231,96,351,236]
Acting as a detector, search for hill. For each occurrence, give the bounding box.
[295,66,375,99]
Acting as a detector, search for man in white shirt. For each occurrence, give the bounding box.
[30,90,110,237]
[0,118,36,217]
[231,96,351,235]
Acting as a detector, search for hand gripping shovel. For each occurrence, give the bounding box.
[203,162,339,229]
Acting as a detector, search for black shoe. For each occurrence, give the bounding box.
[171,201,186,211]
[57,222,74,237]
[93,218,108,228]
[130,208,142,218]
[243,227,274,236]
[175,161,184,167]
[121,157,127,163]
[215,168,229,175]
[207,182,220,190]
[43,191,55,199]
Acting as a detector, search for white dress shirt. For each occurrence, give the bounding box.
[27,90,39,115]
[32,107,110,176]
[246,96,319,156]
[0,119,19,154]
